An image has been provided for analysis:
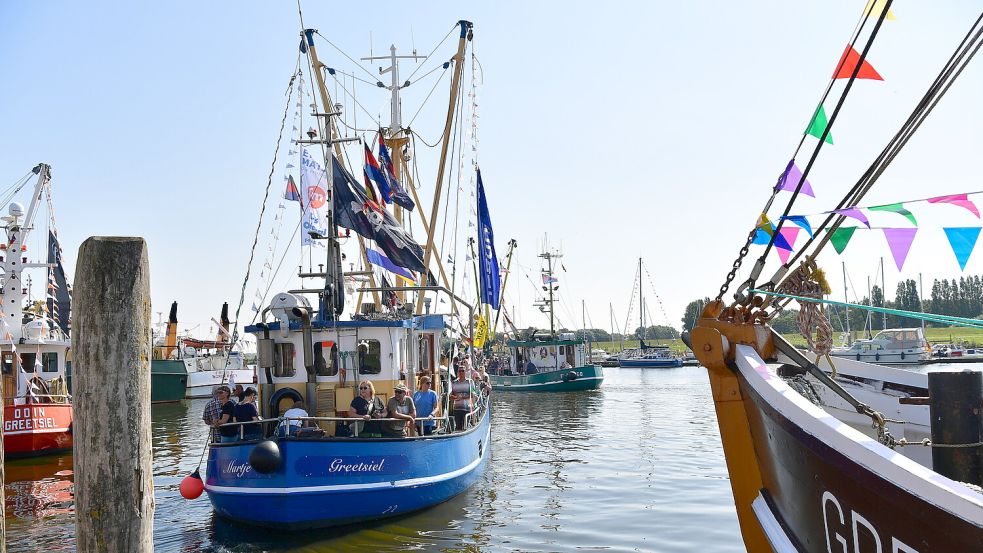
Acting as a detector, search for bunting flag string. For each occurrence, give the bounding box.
[781,190,983,224]
[927,194,980,218]
[868,202,917,225]
[833,207,870,228]
[805,104,834,144]
[776,227,801,265]
[775,161,815,197]
[882,228,917,270]
[943,227,981,270]
[832,45,884,80]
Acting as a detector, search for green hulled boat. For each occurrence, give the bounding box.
[489,339,603,392]
[66,360,187,403]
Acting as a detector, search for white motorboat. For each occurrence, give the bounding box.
[829,327,932,365]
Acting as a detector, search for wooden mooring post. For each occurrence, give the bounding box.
[72,237,154,552]
[928,369,983,487]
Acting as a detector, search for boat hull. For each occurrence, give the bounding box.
[186,368,255,399]
[2,403,73,458]
[618,358,683,368]
[150,360,189,403]
[829,350,930,365]
[204,404,491,528]
[489,365,603,391]
[730,345,983,551]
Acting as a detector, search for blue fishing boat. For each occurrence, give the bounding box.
[203,20,493,528]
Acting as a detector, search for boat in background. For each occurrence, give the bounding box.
[617,258,682,368]
[151,301,254,400]
[488,250,603,392]
[829,327,932,365]
[1,163,73,459]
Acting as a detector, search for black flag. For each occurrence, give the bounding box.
[331,157,426,273]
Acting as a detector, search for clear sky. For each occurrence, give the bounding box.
[2,1,982,342]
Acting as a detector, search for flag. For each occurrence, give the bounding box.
[363,143,392,205]
[47,230,71,337]
[284,174,302,204]
[366,247,416,284]
[300,149,330,247]
[378,135,415,210]
[832,45,883,81]
[362,168,380,204]
[331,156,426,272]
[476,169,501,309]
[380,275,400,308]
[542,273,558,285]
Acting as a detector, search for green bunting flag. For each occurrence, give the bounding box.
[828,226,857,254]
[806,104,834,145]
[869,203,917,226]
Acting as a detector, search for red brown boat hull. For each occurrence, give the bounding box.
[3,403,73,459]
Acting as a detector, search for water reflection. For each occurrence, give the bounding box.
[4,369,743,552]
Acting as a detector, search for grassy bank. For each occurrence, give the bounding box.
[590,326,983,354]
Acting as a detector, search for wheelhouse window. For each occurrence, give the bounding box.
[20,353,36,373]
[358,339,382,375]
[315,341,338,376]
[273,342,296,377]
[418,334,434,374]
[42,352,58,373]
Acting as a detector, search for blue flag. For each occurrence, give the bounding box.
[476,169,500,309]
[378,135,415,211]
[366,248,415,283]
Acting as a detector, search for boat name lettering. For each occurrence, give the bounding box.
[294,455,410,477]
[2,407,56,432]
[329,458,386,473]
[821,490,919,553]
[225,459,253,478]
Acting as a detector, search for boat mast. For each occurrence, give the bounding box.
[843,261,850,339]
[638,257,644,345]
[415,20,473,315]
[539,250,560,338]
[880,256,887,330]
[492,238,517,335]
[2,164,50,341]
[301,29,363,320]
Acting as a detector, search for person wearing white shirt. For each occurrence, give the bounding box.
[280,400,309,436]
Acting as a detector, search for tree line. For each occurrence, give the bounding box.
[680,275,983,333]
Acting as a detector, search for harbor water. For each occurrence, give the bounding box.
[5,366,744,552]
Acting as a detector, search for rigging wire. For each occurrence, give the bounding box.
[407,63,451,129]
[403,24,457,83]
[314,30,384,85]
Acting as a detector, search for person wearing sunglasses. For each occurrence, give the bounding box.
[348,380,386,438]
[383,383,417,438]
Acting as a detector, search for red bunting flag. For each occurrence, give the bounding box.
[832,45,883,80]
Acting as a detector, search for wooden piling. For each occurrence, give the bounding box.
[928,369,983,486]
[72,237,154,552]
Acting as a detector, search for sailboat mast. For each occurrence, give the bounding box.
[546,253,555,338]
[880,256,887,330]
[493,238,517,334]
[638,257,644,343]
[843,261,850,338]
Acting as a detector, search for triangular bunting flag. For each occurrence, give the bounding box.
[776,227,801,264]
[828,227,857,254]
[927,194,980,218]
[833,207,870,228]
[775,161,815,197]
[882,228,917,271]
[864,0,896,21]
[832,45,884,80]
[869,202,917,226]
[783,215,813,238]
[943,227,981,271]
[751,227,771,245]
[805,104,834,144]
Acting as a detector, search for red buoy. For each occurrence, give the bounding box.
[180,469,204,500]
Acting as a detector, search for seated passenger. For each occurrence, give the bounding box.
[560,360,572,369]
[349,381,386,438]
[233,387,262,440]
[413,376,439,436]
[279,399,309,436]
[383,383,416,438]
[525,359,538,374]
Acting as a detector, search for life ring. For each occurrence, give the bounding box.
[562,371,579,382]
[268,387,303,418]
[539,347,548,358]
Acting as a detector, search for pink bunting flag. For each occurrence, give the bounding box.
[776,162,815,197]
[833,208,870,228]
[776,227,801,265]
[927,194,980,218]
[882,228,918,271]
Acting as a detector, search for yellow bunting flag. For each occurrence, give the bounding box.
[864,0,896,21]
[757,213,774,236]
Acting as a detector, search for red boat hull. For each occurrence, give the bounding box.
[3,403,73,458]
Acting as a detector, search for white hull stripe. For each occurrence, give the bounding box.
[205,425,490,495]
[498,376,603,388]
[751,493,797,553]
